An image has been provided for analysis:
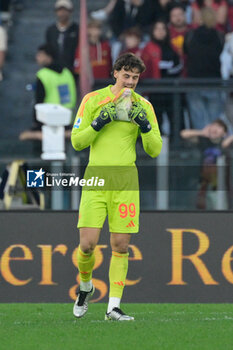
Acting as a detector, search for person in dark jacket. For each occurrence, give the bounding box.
[184,7,225,129]
[151,0,173,23]
[109,0,156,38]
[141,20,183,140]
[45,0,79,71]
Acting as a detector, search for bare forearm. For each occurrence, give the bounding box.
[104,0,117,13]
[180,129,203,139]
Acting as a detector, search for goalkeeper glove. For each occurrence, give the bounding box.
[129,102,151,133]
[91,103,116,131]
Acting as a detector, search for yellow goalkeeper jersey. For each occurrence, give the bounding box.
[71,85,162,166]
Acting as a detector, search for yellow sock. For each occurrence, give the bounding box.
[109,251,129,299]
[77,246,95,283]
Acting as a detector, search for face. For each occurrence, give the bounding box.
[36,51,52,66]
[113,67,140,90]
[170,8,186,27]
[56,7,71,23]
[124,35,140,49]
[153,22,167,41]
[88,26,101,44]
[209,123,226,139]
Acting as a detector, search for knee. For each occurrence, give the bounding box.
[111,241,129,254]
[80,241,96,254]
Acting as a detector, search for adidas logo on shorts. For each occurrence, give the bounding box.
[126,220,135,228]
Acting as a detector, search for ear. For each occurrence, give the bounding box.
[113,70,118,79]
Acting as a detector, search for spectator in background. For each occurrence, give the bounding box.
[120,26,143,56]
[92,0,156,37]
[0,25,7,81]
[45,0,79,71]
[142,20,182,79]
[169,3,191,75]
[74,20,112,79]
[151,0,172,23]
[20,44,76,138]
[181,119,228,142]
[141,20,183,139]
[179,0,193,24]
[91,0,156,61]
[180,119,228,209]
[184,8,224,129]
[220,31,233,134]
[192,0,228,32]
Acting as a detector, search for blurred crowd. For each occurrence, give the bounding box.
[0,0,24,80]
[1,0,233,148]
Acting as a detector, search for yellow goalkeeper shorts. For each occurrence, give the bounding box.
[77,189,139,233]
[77,166,139,233]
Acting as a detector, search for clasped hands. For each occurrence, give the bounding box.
[99,101,147,124]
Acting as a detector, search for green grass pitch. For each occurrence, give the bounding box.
[1,303,233,350]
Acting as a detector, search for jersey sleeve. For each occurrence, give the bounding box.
[71,94,99,151]
[140,98,163,158]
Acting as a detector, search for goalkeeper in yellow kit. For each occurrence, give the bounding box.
[71,53,162,321]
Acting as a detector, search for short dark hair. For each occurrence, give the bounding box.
[122,26,142,40]
[213,119,228,133]
[169,3,185,14]
[37,44,55,60]
[112,53,146,74]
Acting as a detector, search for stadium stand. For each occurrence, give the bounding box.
[0,0,232,210]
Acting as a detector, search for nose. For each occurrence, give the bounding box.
[128,77,134,84]
[125,78,134,87]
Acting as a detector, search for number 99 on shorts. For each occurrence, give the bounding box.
[119,203,136,218]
